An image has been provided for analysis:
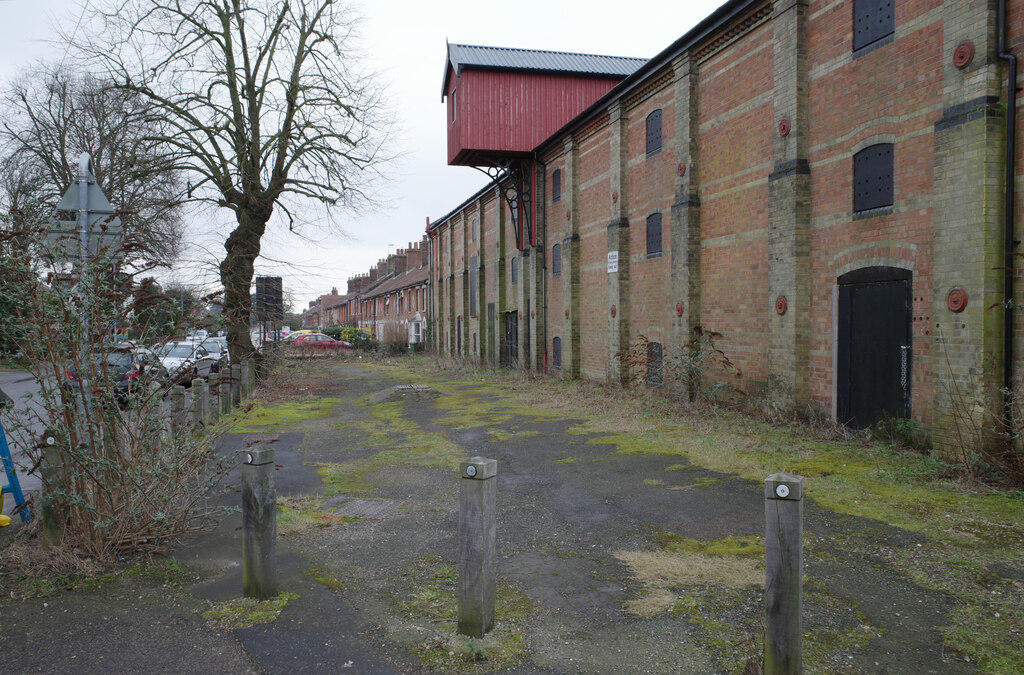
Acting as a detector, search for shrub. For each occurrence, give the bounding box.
[0,209,230,560]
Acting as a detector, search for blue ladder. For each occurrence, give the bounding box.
[0,421,31,523]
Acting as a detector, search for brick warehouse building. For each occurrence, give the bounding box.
[427,0,1024,449]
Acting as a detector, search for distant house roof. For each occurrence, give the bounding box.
[442,43,647,97]
[362,265,429,300]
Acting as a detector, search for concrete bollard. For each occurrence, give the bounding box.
[191,378,205,428]
[458,456,497,638]
[183,385,195,431]
[245,358,255,392]
[208,372,221,424]
[242,445,277,599]
[764,473,804,675]
[169,385,186,433]
[220,371,232,415]
[230,364,242,407]
[240,361,250,401]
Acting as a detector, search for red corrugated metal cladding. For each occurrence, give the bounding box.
[447,67,624,166]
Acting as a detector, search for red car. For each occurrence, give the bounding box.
[288,333,354,351]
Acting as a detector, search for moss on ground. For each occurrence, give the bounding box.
[394,556,531,673]
[337,360,1024,671]
[315,396,463,494]
[229,397,341,432]
[203,592,299,629]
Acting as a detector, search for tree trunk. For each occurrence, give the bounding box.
[220,205,271,368]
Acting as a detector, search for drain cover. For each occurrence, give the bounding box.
[332,499,405,519]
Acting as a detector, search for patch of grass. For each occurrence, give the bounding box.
[665,463,689,471]
[276,495,357,535]
[230,397,341,431]
[644,478,664,486]
[6,557,196,598]
[308,566,348,592]
[203,592,299,629]
[391,556,531,673]
[554,457,579,464]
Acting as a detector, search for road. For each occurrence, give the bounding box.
[0,368,44,518]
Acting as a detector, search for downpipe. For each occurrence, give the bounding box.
[999,0,1018,419]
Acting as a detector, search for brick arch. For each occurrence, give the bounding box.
[851,132,897,156]
[832,244,917,280]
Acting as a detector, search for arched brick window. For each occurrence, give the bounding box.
[646,109,663,156]
[646,341,663,387]
[552,337,562,370]
[552,243,562,276]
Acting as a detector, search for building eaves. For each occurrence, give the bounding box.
[536,0,760,156]
[443,42,646,98]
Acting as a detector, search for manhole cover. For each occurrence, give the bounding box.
[332,499,405,520]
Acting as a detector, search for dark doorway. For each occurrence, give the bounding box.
[504,311,518,368]
[837,267,912,428]
[487,303,495,364]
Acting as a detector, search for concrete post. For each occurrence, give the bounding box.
[458,456,497,638]
[240,361,250,401]
[246,358,255,392]
[242,445,277,599]
[198,378,210,427]
[764,472,804,675]
[220,371,232,415]
[191,378,205,429]
[230,363,241,407]
[183,387,195,432]
[169,385,186,433]
[207,372,221,424]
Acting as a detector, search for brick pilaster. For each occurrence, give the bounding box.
[563,136,582,379]
[931,4,1005,451]
[670,53,702,396]
[768,0,811,407]
[608,102,631,384]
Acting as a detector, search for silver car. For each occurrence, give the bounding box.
[157,342,218,385]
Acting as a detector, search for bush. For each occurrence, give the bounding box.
[0,209,230,560]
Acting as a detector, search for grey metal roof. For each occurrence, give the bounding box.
[443,43,647,96]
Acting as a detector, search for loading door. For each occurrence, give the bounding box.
[504,311,518,368]
[837,267,912,428]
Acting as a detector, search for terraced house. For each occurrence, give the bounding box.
[427,0,1024,451]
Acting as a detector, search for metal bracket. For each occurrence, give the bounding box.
[472,159,532,250]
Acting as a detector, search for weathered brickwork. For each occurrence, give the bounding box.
[426,0,1024,450]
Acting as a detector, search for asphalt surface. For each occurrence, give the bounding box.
[0,362,980,673]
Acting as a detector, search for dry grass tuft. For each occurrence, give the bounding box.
[615,549,763,617]
[615,550,762,590]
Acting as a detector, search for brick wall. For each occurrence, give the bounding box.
[424,0,1021,449]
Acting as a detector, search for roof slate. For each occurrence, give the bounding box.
[443,43,646,96]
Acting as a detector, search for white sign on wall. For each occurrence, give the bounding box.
[607,251,619,274]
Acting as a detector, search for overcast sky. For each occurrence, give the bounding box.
[1,0,719,310]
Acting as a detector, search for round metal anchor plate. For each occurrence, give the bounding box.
[775,484,790,498]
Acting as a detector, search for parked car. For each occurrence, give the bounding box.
[65,344,169,405]
[157,342,218,385]
[282,330,316,342]
[287,333,353,351]
[197,338,230,372]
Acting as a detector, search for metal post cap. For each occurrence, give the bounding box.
[243,446,275,466]
[459,456,497,480]
[765,472,804,500]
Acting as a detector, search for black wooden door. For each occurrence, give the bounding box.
[505,311,518,367]
[837,267,911,428]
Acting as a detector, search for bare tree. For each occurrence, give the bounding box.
[80,0,388,365]
[0,65,186,262]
